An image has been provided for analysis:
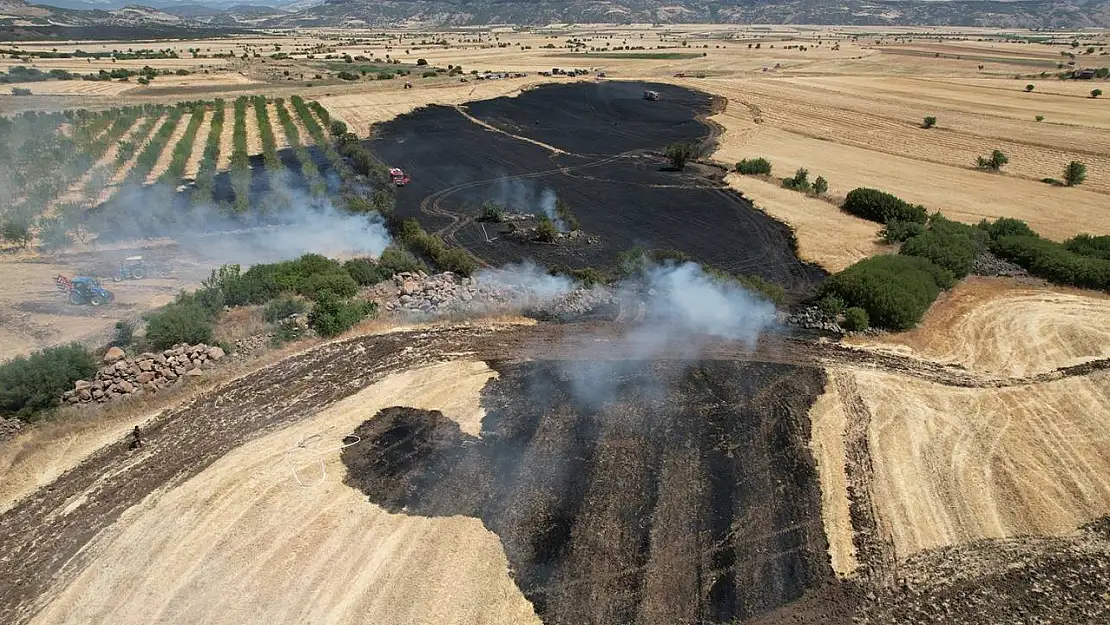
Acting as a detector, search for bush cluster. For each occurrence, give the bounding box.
[193,99,225,203]
[990,234,1110,291]
[0,344,97,418]
[263,296,308,323]
[899,214,985,279]
[397,219,477,276]
[309,292,376,337]
[736,158,772,175]
[823,254,955,330]
[230,96,252,211]
[841,188,928,224]
[1064,234,1110,261]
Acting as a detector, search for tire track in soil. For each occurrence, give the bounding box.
[834,372,898,584]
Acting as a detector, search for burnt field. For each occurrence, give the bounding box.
[342,359,843,625]
[367,82,824,296]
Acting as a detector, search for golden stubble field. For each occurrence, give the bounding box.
[2,27,1110,615]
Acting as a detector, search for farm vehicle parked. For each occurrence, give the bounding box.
[112,255,147,281]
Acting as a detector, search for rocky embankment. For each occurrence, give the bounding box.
[63,343,227,405]
[382,271,614,317]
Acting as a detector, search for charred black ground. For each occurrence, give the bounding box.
[367,81,824,295]
[341,359,841,625]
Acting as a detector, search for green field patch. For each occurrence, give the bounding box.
[548,52,703,60]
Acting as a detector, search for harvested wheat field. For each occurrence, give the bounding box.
[3,22,1110,625]
[850,277,1110,376]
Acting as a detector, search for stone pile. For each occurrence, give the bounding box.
[0,417,22,441]
[63,342,226,405]
[384,271,501,314]
[787,307,847,334]
[383,271,616,318]
[973,250,1030,278]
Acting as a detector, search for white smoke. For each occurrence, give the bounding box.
[476,260,577,307]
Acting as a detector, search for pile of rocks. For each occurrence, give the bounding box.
[234,333,273,354]
[0,417,22,441]
[973,250,1030,278]
[384,271,500,314]
[63,342,226,405]
[786,307,847,334]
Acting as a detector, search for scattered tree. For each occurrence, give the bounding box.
[1064,160,1088,187]
[416,58,428,65]
[842,188,928,224]
[1035,115,1045,122]
[1,220,31,248]
[1092,88,1103,98]
[781,167,811,191]
[664,142,697,170]
[329,119,348,138]
[813,176,828,195]
[1025,84,1035,92]
[922,116,937,129]
[976,149,1009,171]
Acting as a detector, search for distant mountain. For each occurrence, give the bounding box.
[0,0,256,39]
[6,0,1110,36]
[260,0,1110,29]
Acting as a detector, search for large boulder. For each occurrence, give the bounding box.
[74,379,91,391]
[185,368,204,377]
[207,346,225,361]
[135,372,155,385]
[102,346,125,364]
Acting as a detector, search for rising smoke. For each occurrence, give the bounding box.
[481,258,778,410]
[90,171,391,267]
[490,177,565,230]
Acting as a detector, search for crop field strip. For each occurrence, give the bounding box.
[729,79,1110,194]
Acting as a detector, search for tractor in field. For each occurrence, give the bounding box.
[55,274,114,306]
[643,90,660,101]
[112,255,146,281]
[389,168,411,187]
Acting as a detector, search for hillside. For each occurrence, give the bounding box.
[0,0,255,39]
[8,0,1110,30]
[263,0,1110,29]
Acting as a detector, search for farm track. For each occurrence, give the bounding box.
[1,321,1107,625]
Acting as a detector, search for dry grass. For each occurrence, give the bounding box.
[212,307,268,344]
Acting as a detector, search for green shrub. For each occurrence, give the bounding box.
[977,217,1036,239]
[479,201,504,222]
[2,219,31,247]
[813,176,828,195]
[300,269,359,300]
[991,235,1110,291]
[343,257,391,286]
[842,188,928,224]
[309,293,376,337]
[881,219,925,243]
[664,142,697,170]
[842,307,870,331]
[736,157,772,175]
[535,216,558,242]
[823,254,954,330]
[263,297,307,323]
[550,266,607,286]
[899,214,984,279]
[379,246,426,274]
[1064,234,1110,261]
[144,300,215,350]
[396,220,477,276]
[922,116,937,129]
[817,294,844,317]
[781,167,811,192]
[0,344,96,418]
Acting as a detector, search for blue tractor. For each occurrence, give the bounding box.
[56,275,115,306]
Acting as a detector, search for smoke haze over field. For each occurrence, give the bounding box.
[90,175,391,267]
